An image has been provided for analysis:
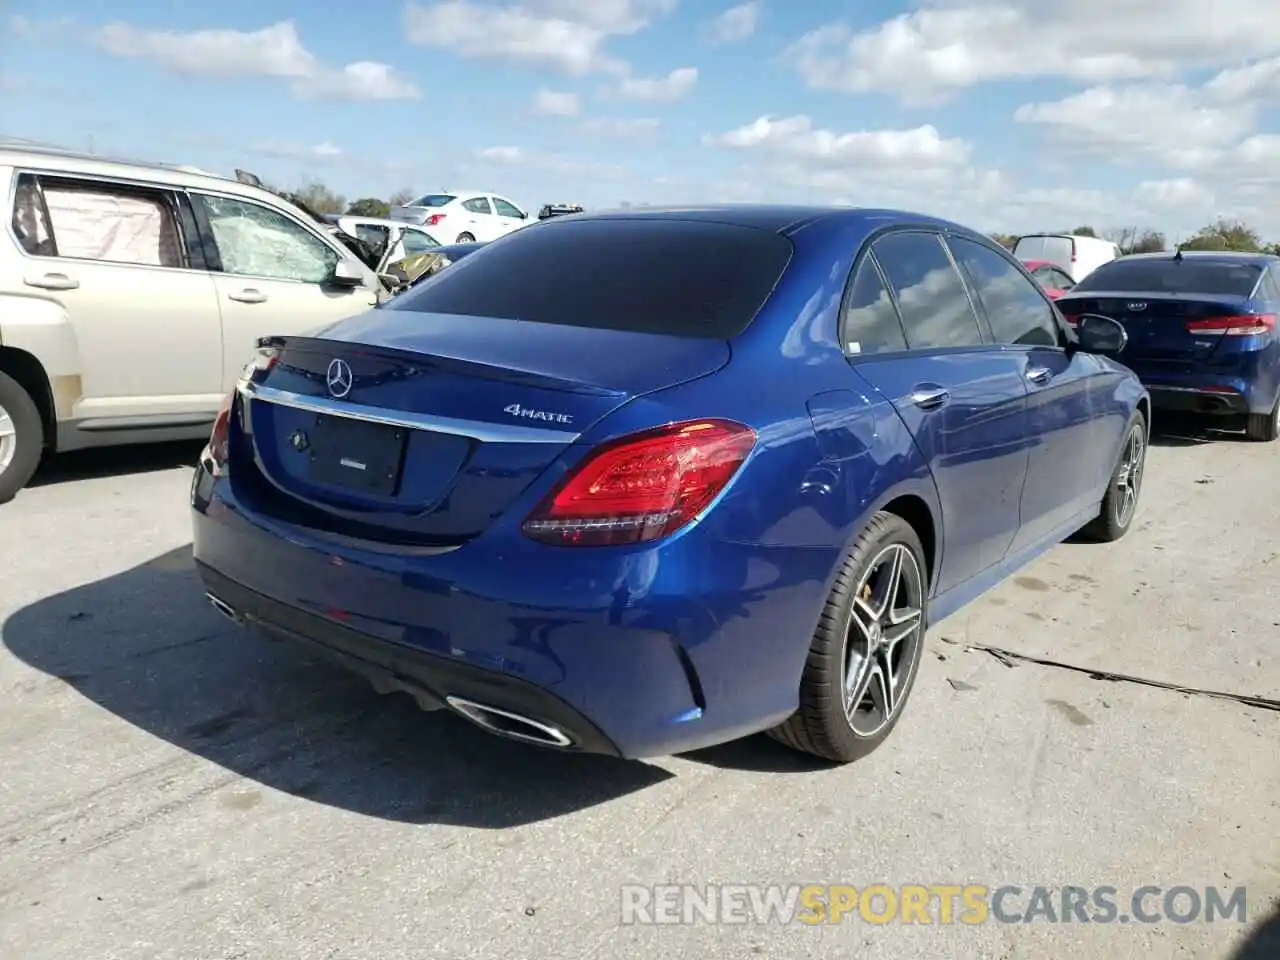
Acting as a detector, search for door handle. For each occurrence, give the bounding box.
[910,385,951,410]
[1026,365,1052,385]
[228,288,268,304]
[24,272,79,291]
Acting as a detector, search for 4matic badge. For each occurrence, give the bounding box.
[503,403,573,425]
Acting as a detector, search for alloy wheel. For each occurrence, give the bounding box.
[0,402,16,475]
[1113,426,1145,527]
[842,542,926,738]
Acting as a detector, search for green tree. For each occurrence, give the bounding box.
[388,188,415,207]
[1106,227,1167,255]
[287,179,346,216]
[989,233,1017,250]
[1178,219,1263,252]
[346,197,391,218]
[1072,225,1098,238]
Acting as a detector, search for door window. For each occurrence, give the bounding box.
[492,197,524,219]
[949,236,1060,347]
[353,223,391,254]
[399,227,439,254]
[462,197,493,215]
[840,254,909,355]
[12,173,184,268]
[195,194,339,283]
[870,232,985,349]
[1258,268,1280,301]
[1049,267,1075,291]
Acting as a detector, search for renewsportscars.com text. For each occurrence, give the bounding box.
[620,884,1250,926]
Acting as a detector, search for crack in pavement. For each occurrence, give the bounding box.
[937,636,1280,713]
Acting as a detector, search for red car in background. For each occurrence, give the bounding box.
[1022,259,1077,299]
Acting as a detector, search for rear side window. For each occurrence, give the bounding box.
[871,232,985,349]
[462,197,492,215]
[1262,268,1280,301]
[949,237,1059,347]
[400,228,438,254]
[388,218,793,338]
[412,194,454,207]
[1015,236,1073,267]
[840,255,908,355]
[1073,258,1263,296]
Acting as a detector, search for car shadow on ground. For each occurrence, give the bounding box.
[1228,900,1280,959]
[1148,413,1255,448]
[29,440,206,487]
[1,544,674,827]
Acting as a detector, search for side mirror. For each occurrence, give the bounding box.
[1075,314,1128,355]
[329,259,365,288]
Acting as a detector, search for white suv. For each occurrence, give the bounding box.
[0,145,387,502]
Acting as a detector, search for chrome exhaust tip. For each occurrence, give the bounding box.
[205,592,243,625]
[445,696,574,749]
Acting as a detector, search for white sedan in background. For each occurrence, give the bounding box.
[388,190,531,243]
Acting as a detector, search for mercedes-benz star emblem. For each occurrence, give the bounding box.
[326,358,353,398]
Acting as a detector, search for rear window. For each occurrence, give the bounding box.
[411,194,455,208]
[1073,258,1263,296]
[1014,236,1073,264]
[387,218,794,338]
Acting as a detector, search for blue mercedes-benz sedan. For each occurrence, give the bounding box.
[191,206,1150,763]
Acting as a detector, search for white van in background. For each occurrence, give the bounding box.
[1013,234,1120,283]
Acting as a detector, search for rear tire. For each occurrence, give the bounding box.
[768,512,928,763]
[456,232,476,243]
[1244,396,1280,442]
[1081,410,1146,542]
[0,371,45,504]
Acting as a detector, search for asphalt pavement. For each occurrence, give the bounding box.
[1,419,1277,960]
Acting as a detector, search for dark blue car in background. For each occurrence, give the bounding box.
[191,206,1149,764]
[1056,251,1280,441]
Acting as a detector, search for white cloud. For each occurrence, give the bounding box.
[1014,83,1257,169]
[610,67,698,101]
[1204,56,1280,102]
[474,144,627,179]
[90,21,420,101]
[785,2,1280,103]
[704,115,971,168]
[251,141,347,161]
[581,116,661,139]
[707,2,760,46]
[402,0,673,75]
[533,88,581,116]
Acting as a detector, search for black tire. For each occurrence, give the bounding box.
[768,511,929,763]
[1244,396,1280,442]
[456,232,476,243]
[1081,410,1147,542]
[0,370,45,504]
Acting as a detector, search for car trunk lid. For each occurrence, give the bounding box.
[1057,291,1259,363]
[229,313,730,544]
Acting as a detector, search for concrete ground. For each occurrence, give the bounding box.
[1,419,1277,960]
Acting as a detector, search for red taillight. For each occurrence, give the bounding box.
[1061,312,1081,327]
[522,419,757,547]
[208,389,235,467]
[1185,314,1276,336]
[426,213,447,226]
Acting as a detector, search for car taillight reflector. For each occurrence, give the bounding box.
[522,419,757,547]
[426,213,447,226]
[208,389,235,468]
[1185,314,1276,336]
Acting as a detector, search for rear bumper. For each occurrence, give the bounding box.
[1125,345,1280,417]
[190,462,830,759]
[1145,384,1252,416]
[198,563,621,755]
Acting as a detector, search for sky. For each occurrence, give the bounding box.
[2,0,1279,241]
